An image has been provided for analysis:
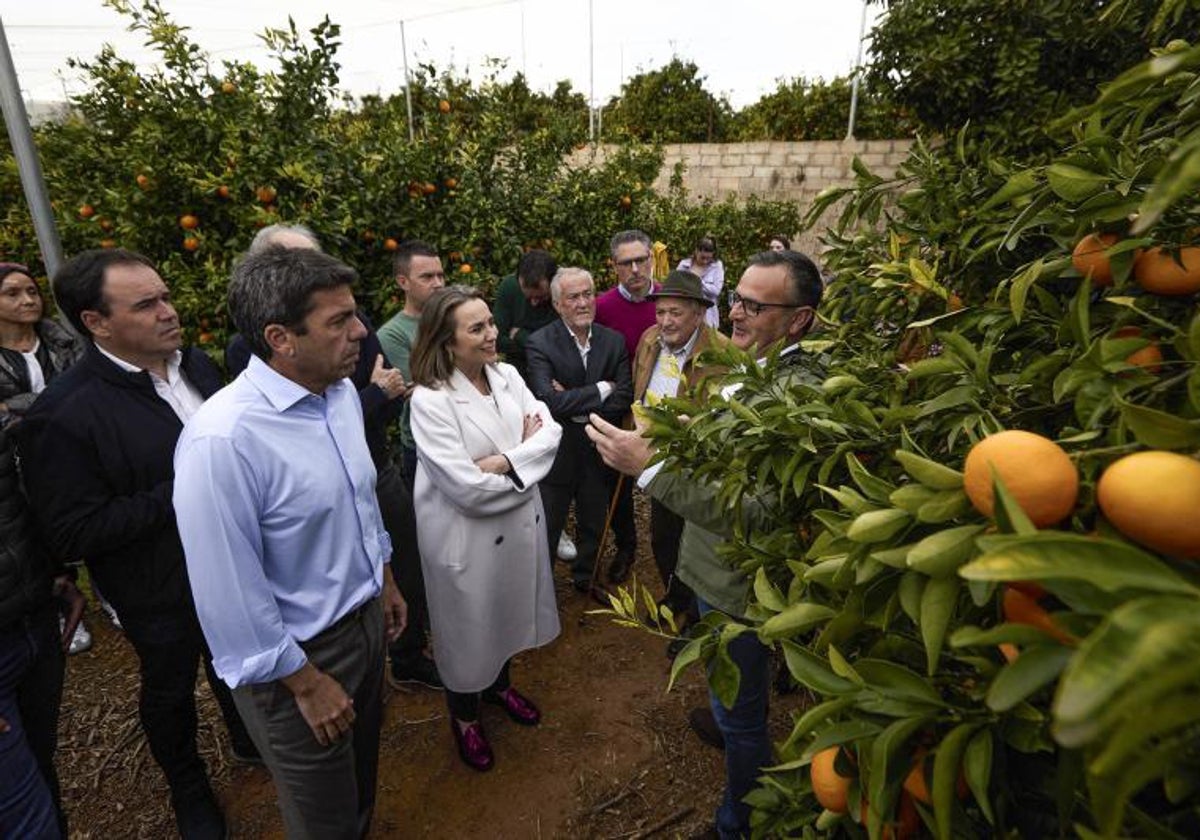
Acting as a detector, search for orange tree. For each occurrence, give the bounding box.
[608,40,1200,838]
[0,0,797,358]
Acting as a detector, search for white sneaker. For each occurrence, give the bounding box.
[557,533,578,561]
[60,617,93,655]
[97,596,122,631]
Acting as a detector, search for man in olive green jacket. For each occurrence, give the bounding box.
[587,250,824,840]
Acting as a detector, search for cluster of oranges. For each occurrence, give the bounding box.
[1071,232,1200,296]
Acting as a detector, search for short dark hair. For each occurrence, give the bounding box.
[393,240,439,278]
[610,229,652,258]
[769,234,791,249]
[747,250,824,310]
[410,285,486,387]
[694,235,717,254]
[229,247,358,360]
[517,249,557,288]
[52,249,156,337]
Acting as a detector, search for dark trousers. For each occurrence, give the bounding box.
[698,599,772,840]
[0,603,65,840]
[612,470,637,556]
[376,463,429,665]
[120,605,254,802]
[650,498,695,614]
[445,660,511,721]
[234,598,385,840]
[542,426,619,585]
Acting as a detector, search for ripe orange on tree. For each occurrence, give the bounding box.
[1071,232,1119,287]
[619,195,632,209]
[963,430,1079,527]
[99,238,117,249]
[1132,245,1200,296]
[216,185,230,199]
[459,264,472,274]
[1112,326,1163,372]
[182,237,200,252]
[383,238,398,252]
[220,81,236,94]
[179,214,199,230]
[136,173,151,190]
[98,218,113,232]
[859,794,919,840]
[1097,451,1200,560]
[78,204,95,219]
[810,746,852,813]
[1003,586,1076,645]
[438,99,451,113]
[444,177,458,189]
[255,185,277,204]
[421,182,436,195]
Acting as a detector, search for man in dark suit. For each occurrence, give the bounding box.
[526,267,633,592]
[17,249,253,840]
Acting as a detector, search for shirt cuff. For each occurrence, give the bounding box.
[597,381,614,401]
[637,459,665,490]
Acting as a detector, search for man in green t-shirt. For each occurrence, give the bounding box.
[493,249,558,381]
[378,240,446,480]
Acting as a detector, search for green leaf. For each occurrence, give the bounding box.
[867,716,931,830]
[817,484,876,516]
[846,453,896,503]
[803,719,884,759]
[890,483,937,515]
[1132,131,1200,234]
[667,636,706,690]
[894,450,964,490]
[898,570,926,623]
[950,623,1068,648]
[779,696,857,755]
[847,508,912,544]
[919,576,959,675]
[965,533,1199,596]
[986,644,1072,712]
[855,660,945,706]
[989,470,1038,536]
[1008,258,1043,324]
[917,384,977,417]
[982,169,1040,210]
[1053,596,1200,747]
[964,729,994,823]
[916,489,973,524]
[905,357,963,379]
[933,723,978,840]
[753,567,787,613]
[710,637,741,710]
[1116,395,1200,449]
[872,544,914,569]
[781,640,858,695]
[759,602,837,639]
[908,524,986,578]
[1046,163,1107,203]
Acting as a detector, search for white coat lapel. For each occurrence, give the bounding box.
[450,366,519,454]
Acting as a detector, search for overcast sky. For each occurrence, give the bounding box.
[3,1,882,109]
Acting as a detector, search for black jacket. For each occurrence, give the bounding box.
[16,345,222,618]
[525,319,633,426]
[0,419,56,629]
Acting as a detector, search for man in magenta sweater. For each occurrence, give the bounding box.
[592,229,658,583]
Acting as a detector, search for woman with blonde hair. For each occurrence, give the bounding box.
[408,285,562,771]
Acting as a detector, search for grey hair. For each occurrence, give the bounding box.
[609,229,652,258]
[229,247,357,360]
[549,267,594,304]
[248,223,322,254]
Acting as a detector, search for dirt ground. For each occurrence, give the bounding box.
[54,495,807,839]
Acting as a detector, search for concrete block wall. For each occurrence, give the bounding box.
[569,139,914,255]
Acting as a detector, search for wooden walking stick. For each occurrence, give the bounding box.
[586,473,626,605]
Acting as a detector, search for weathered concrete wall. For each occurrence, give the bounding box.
[570,139,914,255]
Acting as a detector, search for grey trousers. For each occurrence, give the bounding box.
[233,598,384,840]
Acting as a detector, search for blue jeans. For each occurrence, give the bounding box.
[698,598,771,840]
[0,604,65,840]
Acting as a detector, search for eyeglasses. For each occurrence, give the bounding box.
[614,254,652,269]
[728,290,807,318]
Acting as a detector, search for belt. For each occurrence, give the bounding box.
[327,597,377,636]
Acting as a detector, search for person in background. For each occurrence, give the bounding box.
[526,268,633,591]
[175,247,406,838]
[17,249,256,839]
[408,286,561,772]
[0,263,91,655]
[225,226,439,691]
[493,249,559,381]
[631,270,730,642]
[0,414,85,839]
[675,235,724,329]
[377,240,447,483]
[768,234,791,253]
[588,250,825,840]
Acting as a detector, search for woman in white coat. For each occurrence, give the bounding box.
[408,286,562,772]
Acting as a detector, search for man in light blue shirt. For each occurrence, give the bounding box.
[174,247,406,840]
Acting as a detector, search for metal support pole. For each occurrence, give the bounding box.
[845,0,870,141]
[400,19,415,143]
[0,19,63,277]
[588,0,595,144]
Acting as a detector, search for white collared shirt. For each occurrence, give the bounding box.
[566,323,614,407]
[644,327,701,402]
[97,345,205,423]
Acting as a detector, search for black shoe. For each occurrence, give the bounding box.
[172,781,226,840]
[389,655,443,690]
[687,706,725,751]
[607,550,633,584]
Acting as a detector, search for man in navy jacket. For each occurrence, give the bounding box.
[17,249,252,840]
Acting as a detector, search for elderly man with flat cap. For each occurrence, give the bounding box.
[631,270,730,633]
